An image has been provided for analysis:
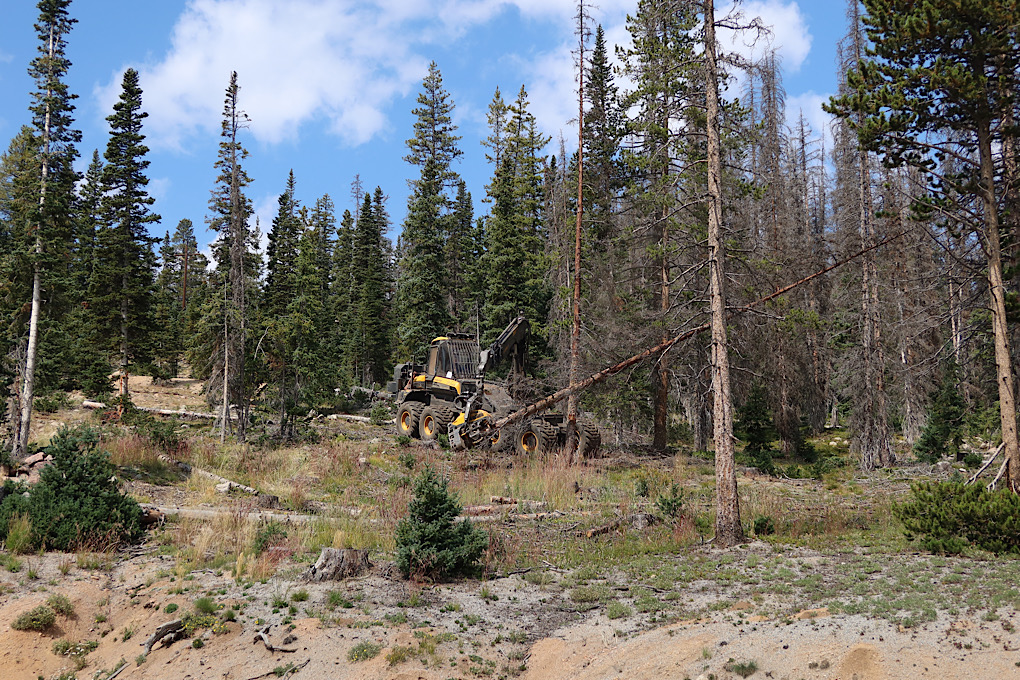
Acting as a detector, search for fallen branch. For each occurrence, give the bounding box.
[966,443,1005,485]
[142,619,184,654]
[326,413,395,425]
[105,661,129,680]
[246,659,310,680]
[254,624,298,653]
[490,496,547,509]
[988,457,1009,491]
[579,513,659,538]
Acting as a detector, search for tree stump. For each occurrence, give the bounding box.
[307,548,371,581]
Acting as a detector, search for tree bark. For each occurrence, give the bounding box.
[977,122,1020,491]
[15,23,57,461]
[704,0,743,546]
[566,0,586,461]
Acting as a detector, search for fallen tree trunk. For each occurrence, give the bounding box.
[469,233,906,441]
[142,619,184,654]
[82,400,218,420]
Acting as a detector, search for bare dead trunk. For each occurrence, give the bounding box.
[15,269,41,460]
[977,123,1020,491]
[566,1,586,460]
[14,24,57,460]
[704,0,743,547]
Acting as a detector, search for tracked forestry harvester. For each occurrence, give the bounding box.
[387,316,602,456]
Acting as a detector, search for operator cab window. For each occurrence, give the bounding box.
[427,346,439,377]
[437,345,453,378]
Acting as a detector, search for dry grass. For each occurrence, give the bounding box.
[451,448,603,510]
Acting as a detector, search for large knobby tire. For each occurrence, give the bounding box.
[396,402,424,438]
[420,405,456,443]
[578,421,602,458]
[490,425,516,453]
[515,419,558,456]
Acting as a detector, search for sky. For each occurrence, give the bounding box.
[0,0,850,259]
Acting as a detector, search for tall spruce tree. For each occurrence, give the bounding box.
[263,171,303,437]
[396,158,452,357]
[202,71,255,440]
[480,86,551,347]
[331,207,356,387]
[397,63,466,355]
[351,189,392,385]
[404,61,463,189]
[90,67,159,397]
[618,0,700,452]
[13,0,81,459]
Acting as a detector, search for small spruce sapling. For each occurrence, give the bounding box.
[914,361,966,463]
[737,382,777,475]
[395,465,487,580]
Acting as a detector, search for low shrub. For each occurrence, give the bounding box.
[194,597,217,614]
[395,466,487,581]
[4,513,32,554]
[753,516,775,536]
[0,426,143,551]
[12,604,56,631]
[139,417,184,455]
[34,392,71,414]
[348,641,382,662]
[655,483,685,520]
[894,480,1020,554]
[47,594,75,617]
[252,521,288,555]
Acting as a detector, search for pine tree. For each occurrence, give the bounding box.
[350,189,392,385]
[480,86,551,347]
[264,171,301,318]
[618,0,700,452]
[396,158,452,357]
[447,180,475,327]
[397,63,468,353]
[263,171,304,437]
[1,127,43,433]
[71,149,103,296]
[914,360,967,463]
[331,208,356,388]
[90,67,159,397]
[201,71,255,440]
[404,61,462,189]
[13,0,81,458]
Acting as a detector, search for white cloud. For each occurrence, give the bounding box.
[720,0,812,73]
[148,177,172,206]
[96,0,431,150]
[94,0,642,153]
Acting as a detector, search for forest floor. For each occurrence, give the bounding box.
[3,377,1020,680]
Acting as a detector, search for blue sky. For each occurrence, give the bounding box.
[0,0,849,258]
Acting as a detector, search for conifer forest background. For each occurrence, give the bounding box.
[3,0,1020,493]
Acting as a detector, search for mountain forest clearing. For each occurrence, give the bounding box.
[2,377,1020,680]
[5,0,1020,678]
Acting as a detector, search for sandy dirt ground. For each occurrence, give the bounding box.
[3,548,1020,680]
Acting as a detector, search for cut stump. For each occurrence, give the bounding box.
[306,548,371,581]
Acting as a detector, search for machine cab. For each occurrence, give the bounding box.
[423,336,480,397]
